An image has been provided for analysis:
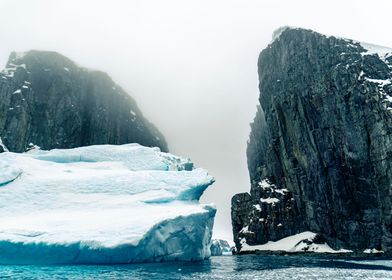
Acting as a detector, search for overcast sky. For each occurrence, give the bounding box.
[1,0,392,242]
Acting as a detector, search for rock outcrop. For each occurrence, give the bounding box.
[0,50,167,152]
[232,27,392,253]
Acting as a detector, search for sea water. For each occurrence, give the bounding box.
[1,255,392,279]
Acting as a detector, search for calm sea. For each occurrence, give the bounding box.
[1,255,392,279]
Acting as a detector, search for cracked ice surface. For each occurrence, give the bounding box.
[0,144,216,264]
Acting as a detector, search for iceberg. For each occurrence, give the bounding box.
[210,239,232,256]
[0,144,216,264]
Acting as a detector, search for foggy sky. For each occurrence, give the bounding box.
[1,0,392,242]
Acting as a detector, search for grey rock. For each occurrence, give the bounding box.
[0,50,168,153]
[232,27,392,253]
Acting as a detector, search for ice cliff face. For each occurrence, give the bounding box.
[232,27,392,253]
[0,50,167,153]
[0,144,215,264]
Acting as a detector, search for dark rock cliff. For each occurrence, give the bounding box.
[232,27,392,252]
[0,50,168,152]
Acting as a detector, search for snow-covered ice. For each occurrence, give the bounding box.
[363,248,384,254]
[0,144,216,264]
[240,232,352,254]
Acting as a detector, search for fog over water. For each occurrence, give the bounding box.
[1,0,392,242]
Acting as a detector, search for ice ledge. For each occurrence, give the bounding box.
[0,144,216,264]
[240,231,352,254]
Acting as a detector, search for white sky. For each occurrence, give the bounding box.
[1,0,392,242]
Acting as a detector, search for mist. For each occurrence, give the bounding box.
[1,0,392,242]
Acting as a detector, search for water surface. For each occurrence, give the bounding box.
[1,255,392,279]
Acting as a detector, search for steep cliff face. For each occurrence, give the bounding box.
[0,50,167,152]
[232,27,392,252]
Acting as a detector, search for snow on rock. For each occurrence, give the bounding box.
[360,42,392,57]
[239,225,253,234]
[260,197,280,204]
[363,248,384,254]
[0,144,216,264]
[257,179,288,195]
[240,232,352,254]
[0,137,9,152]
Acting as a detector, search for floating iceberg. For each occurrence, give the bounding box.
[0,144,216,264]
[210,239,232,256]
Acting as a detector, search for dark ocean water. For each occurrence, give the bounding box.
[1,255,392,280]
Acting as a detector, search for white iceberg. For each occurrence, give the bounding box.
[0,144,216,264]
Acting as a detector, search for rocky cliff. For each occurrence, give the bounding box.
[232,27,392,252]
[0,50,167,152]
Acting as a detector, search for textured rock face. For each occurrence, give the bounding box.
[0,51,167,152]
[232,27,392,252]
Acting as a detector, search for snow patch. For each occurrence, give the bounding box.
[241,232,352,254]
[364,77,391,86]
[260,197,280,204]
[239,226,253,234]
[363,248,384,254]
[257,179,288,194]
[0,137,9,152]
[360,42,392,57]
